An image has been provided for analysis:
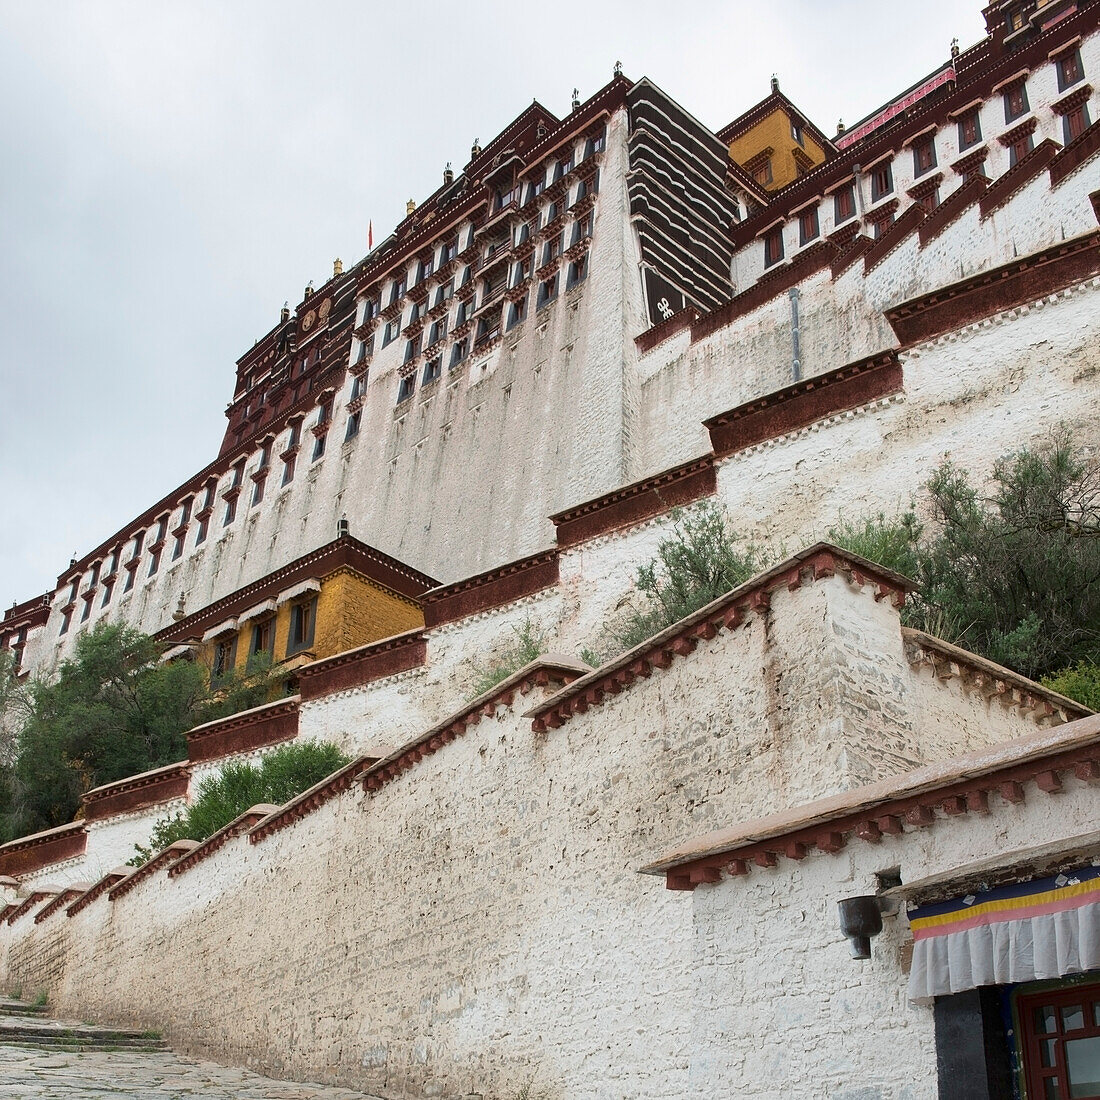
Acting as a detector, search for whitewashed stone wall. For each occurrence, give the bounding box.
[0,567,1080,1098]
[685,770,1098,1100]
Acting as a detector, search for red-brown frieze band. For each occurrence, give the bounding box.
[82,762,191,822]
[185,698,300,764]
[647,715,1100,891]
[0,822,87,879]
[422,550,560,629]
[297,630,428,700]
[885,228,1100,346]
[703,351,903,459]
[550,457,717,549]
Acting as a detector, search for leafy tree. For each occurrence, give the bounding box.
[7,624,286,837]
[911,433,1100,679]
[828,432,1100,686]
[1042,662,1100,711]
[597,503,771,659]
[131,740,350,864]
[593,432,1099,703]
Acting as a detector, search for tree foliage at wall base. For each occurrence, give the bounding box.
[598,431,1099,704]
[1,625,286,843]
[131,740,350,865]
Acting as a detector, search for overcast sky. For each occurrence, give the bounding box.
[0,1,986,607]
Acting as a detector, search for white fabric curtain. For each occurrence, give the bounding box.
[907,869,1100,1003]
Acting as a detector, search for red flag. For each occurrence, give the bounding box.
[368,220,373,251]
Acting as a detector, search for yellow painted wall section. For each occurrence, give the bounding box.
[313,569,423,659]
[729,107,826,191]
[199,570,423,680]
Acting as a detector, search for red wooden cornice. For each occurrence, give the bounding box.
[980,137,1060,217]
[885,228,1100,346]
[421,549,560,629]
[66,867,130,918]
[0,593,51,633]
[863,203,926,272]
[704,350,903,459]
[185,697,300,765]
[363,656,591,795]
[34,884,90,924]
[550,456,716,549]
[634,306,697,354]
[918,174,989,246]
[526,544,914,736]
[169,807,276,876]
[297,629,428,700]
[644,714,1100,891]
[6,888,59,926]
[691,239,838,343]
[108,840,197,901]
[0,821,87,880]
[831,234,874,278]
[1050,118,1100,186]
[82,761,191,823]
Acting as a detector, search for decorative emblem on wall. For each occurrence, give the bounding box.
[301,310,316,331]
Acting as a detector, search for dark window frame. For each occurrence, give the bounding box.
[286,597,317,656]
[834,184,856,224]
[1057,49,1084,92]
[958,109,982,149]
[763,226,785,267]
[870,161,894,202]
[1064,103,1091,144]
[798,206,819,247]
[1004,81,1029,123]
[211,634,238,684]
[913,136,938,176]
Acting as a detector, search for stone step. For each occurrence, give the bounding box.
[0,1019,168,1052]
[0,1003,47,1016]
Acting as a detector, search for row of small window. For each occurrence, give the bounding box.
[58,396,360,635]
[489,131,605,213]
[369,211,596,355]
[361,168,601,324]
[762,64,1091,269]
[395,256,590,404]
[209,597,316,684]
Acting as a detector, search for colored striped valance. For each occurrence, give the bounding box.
[908,865,1100,1002]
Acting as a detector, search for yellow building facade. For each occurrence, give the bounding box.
[722,85,831,192]
[159,535,437,686]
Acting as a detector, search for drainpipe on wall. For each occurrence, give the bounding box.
[789,287,802,383]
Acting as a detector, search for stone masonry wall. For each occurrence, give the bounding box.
[685,768,1099,1100]
[0,565,1079,1099]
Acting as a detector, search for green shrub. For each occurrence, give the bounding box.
[468,619,547,700]
[1042,662,1100,711]
[595,502,770,660]
[6,624,289,839]
[131,740,349,865]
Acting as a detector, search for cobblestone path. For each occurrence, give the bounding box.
[0,1001,380,1099]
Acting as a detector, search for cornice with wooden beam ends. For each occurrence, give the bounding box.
[644,715,1100,891]
[524,545,914,735]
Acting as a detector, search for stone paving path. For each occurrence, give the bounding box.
[0,1002,381,1100]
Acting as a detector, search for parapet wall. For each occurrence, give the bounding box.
[0,543,1088,1099]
